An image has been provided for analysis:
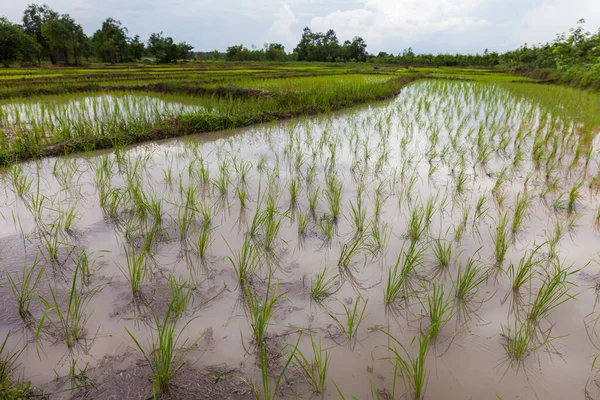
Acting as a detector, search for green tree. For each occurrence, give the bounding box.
[129,35,145,61]
[41,14,86,65]
[22,4,59,64]
[178,42,194,62]
[92,18,128,63]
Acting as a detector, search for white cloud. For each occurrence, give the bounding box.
[267,5,299,51]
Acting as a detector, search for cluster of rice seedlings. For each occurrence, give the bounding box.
[328,297,368,346]
[527,260,578,322]
[501,318,538,364]
[244,278,285,358]
[511,192,531,235]
[337,234,366,269]
[424,283,453,340]
[117,246,148,300]
[194,222,215,260]
[366,221,390,255]
[385,243,424,305]
[325,176,343,222]
[406,205,427,242]
[297,211,309,237]
[507,245,542,296]
[347,199,367,233]
[126,289,201,397]
[291,336,330,394]
[288,177,300,209]
[167,275,193,319]
[225,235,259,288]
[430,237,453,271]
[308,187,320,216]
[0,333,30,397]
[37,263,104,348]
[491,212,510,266]
[453,256,487,307]
[310,267,339,302]
[378,330,430,400]
[6,257,43,320]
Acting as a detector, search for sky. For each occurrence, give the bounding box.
[4,0,600,55]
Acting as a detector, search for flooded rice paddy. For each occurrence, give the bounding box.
[1,80,600,399]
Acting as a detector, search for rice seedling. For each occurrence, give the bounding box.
[308,187,319,216]
[236,185,248,209]
[194,222,215,259]
[501,318,536,363]
[347,198,367,233]
[38,263,104,348]
[297,211,309,237]
[318,215,335,243]
[338,234,366,269]
[0,333,31,397]
[567,181,583,213]
[366,221,390,255]
[167,275,193,319]
[288,177,300,208]
[527,260,578,322]
[377,329,430,400]
[310,267,338,302]
[125,297,202,397]
[511,192,531,234]
[328,297,368,345]
[453,256,487,304]
[225,234,259,288]
[406,205,426,242]
[10,164,32,198]
[507,245,542,295]
[117,246,148,299]
[76,249,97,286]
[245,278,284,355]
[325,177,343,222]
[430,238,453,270]
[6,256,44,320]
[385,242,424,305]
[291,336,330,393]
[424,283,453,340]
[491,212,510,266]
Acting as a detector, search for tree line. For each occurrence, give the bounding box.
[0,4,194,66]
[1,3,599,85]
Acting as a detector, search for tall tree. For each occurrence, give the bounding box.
[92,18,128,63]
[41,14,86,65]
[178,42,194,62]
[22,4,58,64]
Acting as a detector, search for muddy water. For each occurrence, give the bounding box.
[1,80,600,399]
